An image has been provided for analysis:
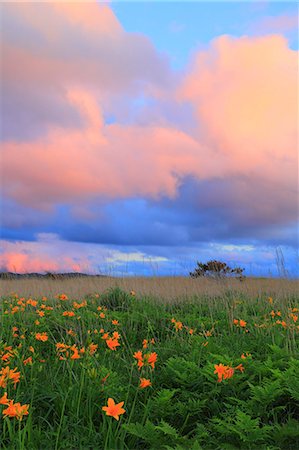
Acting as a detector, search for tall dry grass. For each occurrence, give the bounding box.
[1,276,298,302]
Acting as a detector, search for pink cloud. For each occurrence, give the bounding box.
[1,2,172,142]
[3,33,297,212]
[2,2,169,95]
[0,234,167,274]
[1,3,297,232]
[2,88,201,206]
[0,234,90,273]
[179,35,297,184]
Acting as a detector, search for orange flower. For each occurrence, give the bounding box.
[35,332,48,342]
[290,313,298,323]
[233,319,239,325]
[23,357,32,366]
[2,400,29,420]
[100,313,105,319]
[0,367,21,388]
[112,320,119,325]
[73,301,87,309]
[267,297,273,304]
[214,364,234,382]
[239,320,247,328]
[130,290,136,296]
[189,329,194,335]
[139,378,151,389]
[27,299,38,307]
[70,346,80,360]
[142,339,148,349]
[0,392,10,405]
[102,398,125,421]
[62,311,75,317]
[223,367,234,380]
[146,352,158,369]
[88,343,98,355]
[29,346,34,353]
[214,364,228,382]
[112,331,120,340]
[133,351,143,361]
[173,320,183,331]
[36,310,45,317]
[137,360,144,369]
[67,329,76,336]
[58,294,68,301]
[106,339,120,351]
[1,352,12,363]
[101,373,110,384]
[276,311,281,317]
[133,350,144,369]
[235,363,245,373]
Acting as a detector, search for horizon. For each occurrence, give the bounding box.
[1,1,298,278]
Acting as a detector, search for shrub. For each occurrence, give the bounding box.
[190,260,245,281]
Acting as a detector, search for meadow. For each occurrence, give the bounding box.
[0,276,298,449]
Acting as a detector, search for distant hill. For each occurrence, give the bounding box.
[0,272,107,279]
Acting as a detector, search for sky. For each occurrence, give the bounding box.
[0,1,298,277]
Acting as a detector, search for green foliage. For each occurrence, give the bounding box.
[0,289,298,449]
[123,419,185,448]
[212,410,271,447]
[100,286,133,311]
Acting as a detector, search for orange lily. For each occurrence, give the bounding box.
[102,398,125,421]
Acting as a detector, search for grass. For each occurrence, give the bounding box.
[0,278,298,449]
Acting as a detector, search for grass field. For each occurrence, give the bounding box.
[0,277,298,449]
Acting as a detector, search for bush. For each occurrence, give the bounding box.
[190,260,245,281]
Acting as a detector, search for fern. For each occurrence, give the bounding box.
[123,419,184,449]
[212,410,271,446]
[163,357,202,388]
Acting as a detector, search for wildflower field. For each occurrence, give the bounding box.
[0,281,298,449]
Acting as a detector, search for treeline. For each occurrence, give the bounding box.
[0,272,107,279]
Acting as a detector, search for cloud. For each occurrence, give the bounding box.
[1,2,172,140]
[0,234,168,274]
[1,2,298,272]
[253,14,298,35]
[3,34,297,224]
[2,87,202,207]
[179,34,297,182]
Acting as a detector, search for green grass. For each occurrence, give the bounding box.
[0,287,298,449]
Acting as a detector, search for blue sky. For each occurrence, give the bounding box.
[111,1,298,68]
